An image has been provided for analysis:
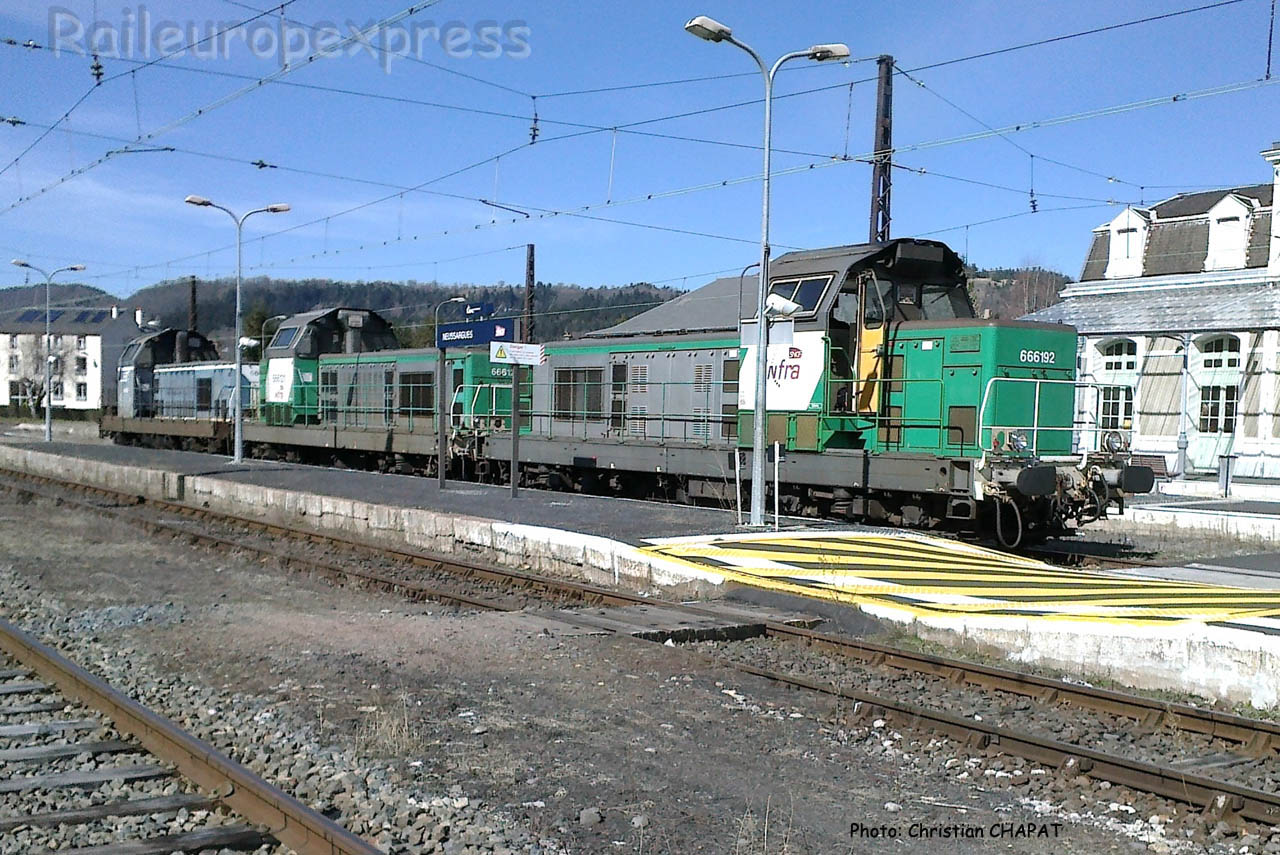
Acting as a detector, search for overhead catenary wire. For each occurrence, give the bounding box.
[6,0,1263,288]
[5,0,1247,210]
[0,1,453,215]
[895,63,1145,190]
[0,0,302,179]
[220,0,534,99]
[0,38,850,174]
[530,0,1246,99]
[62,71,1279,285]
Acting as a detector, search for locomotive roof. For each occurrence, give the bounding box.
[586,239,964,339]
[276,306,391,327]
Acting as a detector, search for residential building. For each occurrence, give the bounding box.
[1025,143,1280,478]
[0,305,147,414]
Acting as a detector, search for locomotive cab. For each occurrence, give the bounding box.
[738,238,1153,545]
[260,307,398,425]
[117,328,219,418]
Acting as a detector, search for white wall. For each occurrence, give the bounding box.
[1076,329,1280,478]
[1104,207,1149,279]
[0,332,106,410]
[1204,195,1251,271]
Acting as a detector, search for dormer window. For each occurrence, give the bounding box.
[1205,197,1250,270]
[1201,335,1240,369]
[1105,208,1147,279]
[1101,339,1137,371]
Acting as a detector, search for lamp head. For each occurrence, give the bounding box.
[11,259,30,269]
[66,264,86,272]
[448,296,465,303]
[266,203,291,213]
[184,195,212,207]
[765,292,803,318]
[685,15,731,42]
[808,43,851,62]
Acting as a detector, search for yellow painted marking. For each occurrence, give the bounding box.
[641,531,1280,628]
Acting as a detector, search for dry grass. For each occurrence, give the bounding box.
[355,695,425,757]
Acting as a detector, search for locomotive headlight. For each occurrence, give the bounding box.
[1007,430,1029,452]
[1104,430,1127,454]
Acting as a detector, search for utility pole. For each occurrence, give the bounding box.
[523,243,535,343]
[868,54,893,244]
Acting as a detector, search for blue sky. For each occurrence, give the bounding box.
[1,0,1277,298]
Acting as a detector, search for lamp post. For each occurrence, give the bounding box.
[10,259,86,442]
[184,196,290,464]
[684,16,849,527]
[435,296,465,489]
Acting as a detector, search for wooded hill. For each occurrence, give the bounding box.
[1,263,1072,347]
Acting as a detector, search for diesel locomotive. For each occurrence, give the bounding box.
[103,238,1155,546]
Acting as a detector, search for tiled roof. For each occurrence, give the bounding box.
[0,307,132,335]
[1143,219,1209,277]
[1024,283,1280,333]
[1080,232,1109,281]
[586,275,745,337]
[1150,183,1272,218]
[1246,211,1272,268]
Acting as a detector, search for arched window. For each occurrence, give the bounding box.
[1201,335,1240,369]
[1100,339,1137,372]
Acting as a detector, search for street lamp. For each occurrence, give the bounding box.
[10,259,86,442]
[684,16,849,527]
[435,296,466,489]
[184,195,290,464]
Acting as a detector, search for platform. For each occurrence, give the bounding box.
[641,531,1280,635]
[3,441,1280,708]
[2,441,779,545]
[1125,495,1280,540]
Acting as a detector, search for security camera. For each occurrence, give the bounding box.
[765,292,803,317]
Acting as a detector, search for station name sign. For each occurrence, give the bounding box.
[436,319,514,349]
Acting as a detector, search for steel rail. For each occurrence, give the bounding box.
[0,617,382,855]
[759,622,1280,752]
[719,657,1280,825]
[6,469,1278,747]
[5,469,1277,748]
[5,467,1280,824]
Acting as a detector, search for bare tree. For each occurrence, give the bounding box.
[11,336,77,418]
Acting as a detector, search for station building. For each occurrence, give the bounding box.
[1025,143,1280,479]
[0,305,146,414]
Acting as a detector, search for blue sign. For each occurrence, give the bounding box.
[437,318,515,349]
[465,301,496,318]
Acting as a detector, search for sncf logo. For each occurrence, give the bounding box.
[788,347,802,359]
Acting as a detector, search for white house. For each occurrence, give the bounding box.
[1025,143,1280,478]
[0,305,146,414]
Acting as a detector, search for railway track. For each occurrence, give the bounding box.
[0,616,379,854]
[3,467,1280,828]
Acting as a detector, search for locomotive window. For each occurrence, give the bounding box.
[196,379,212,412]
[399,371,434,413]
[921,284,974,320]
[554,368,604,422]
[269,326,299,349]
[864,278,892,329]
[766,275,832,315]
[832,293,859,326]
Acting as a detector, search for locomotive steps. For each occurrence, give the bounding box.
[3,441,1280,710]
